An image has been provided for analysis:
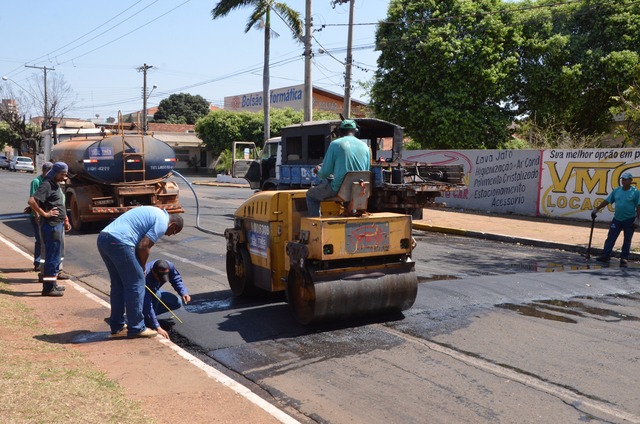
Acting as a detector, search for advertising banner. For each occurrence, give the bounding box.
[403,150,542,215]
[540,148,640,221]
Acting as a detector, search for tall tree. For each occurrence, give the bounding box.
[515,0,640,135]
[371,0,521,149]
[1,73,75,130]
[153,93,210,124]
[211,0,303,141]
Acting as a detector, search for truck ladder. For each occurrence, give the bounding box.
[121,132,146,182]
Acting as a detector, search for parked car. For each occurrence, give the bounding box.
[9,156,35,173]
[0,155,9,170]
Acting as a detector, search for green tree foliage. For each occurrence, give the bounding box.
[195,108,341,156]
[372,0,521,149]
[214,148,233,173]
[372,0,640,149]
[196,110,263,156]
[195,108,339,155]
[611,66,640,146]
[0,121,18,150]
[153,93,210,125]
[0,115,40,152]
[516,0,640,135]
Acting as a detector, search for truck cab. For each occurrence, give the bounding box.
[233,138,281,190]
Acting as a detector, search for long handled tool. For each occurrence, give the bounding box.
[586,216,596,259]
[145,285,184,324]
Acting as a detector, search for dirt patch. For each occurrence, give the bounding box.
[0,278,154,424]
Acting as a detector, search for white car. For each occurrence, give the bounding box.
[0,155,9,170]
[9,156,35,173]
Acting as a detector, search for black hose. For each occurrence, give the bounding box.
[171,170,225,237]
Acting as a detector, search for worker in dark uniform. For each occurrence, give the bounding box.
[28,162,71,296]
[143,259,191,339]
[29,161,53,272]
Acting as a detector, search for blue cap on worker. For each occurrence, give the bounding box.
[340,119,357,130]
[42,162,53,172]
[46,162,68,179]
[152,259,171,283]
[621,172,634,180]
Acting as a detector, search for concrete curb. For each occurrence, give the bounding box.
[192,181,250,188]
[411,222,640,262]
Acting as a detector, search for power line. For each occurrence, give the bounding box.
[45,1,160,68]
[57,0,192,67]
[3,1,151,78]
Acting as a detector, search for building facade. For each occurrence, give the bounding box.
[223,84,369,117]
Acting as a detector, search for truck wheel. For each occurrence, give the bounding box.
[69,195,89,232]
[411,208,424,220]
[226,247,254,296]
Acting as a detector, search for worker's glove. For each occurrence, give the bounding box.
[591,207,598,220]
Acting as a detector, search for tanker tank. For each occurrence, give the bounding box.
[51,134,177,184]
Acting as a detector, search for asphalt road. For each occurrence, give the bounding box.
[2,170,640,423]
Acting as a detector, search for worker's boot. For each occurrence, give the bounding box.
[42,279,64,297]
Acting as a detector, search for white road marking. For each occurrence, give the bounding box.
[157,250,227,276]
[384,326,640,424]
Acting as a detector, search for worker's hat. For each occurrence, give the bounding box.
[340,119,357,130]
[45,162,68,179]
[152,259,170,283]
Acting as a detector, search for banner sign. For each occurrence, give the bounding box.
[540,148,640,221]
[404,148,640,221]
[403,150,541,215]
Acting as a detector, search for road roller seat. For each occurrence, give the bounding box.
[324,171,372,217]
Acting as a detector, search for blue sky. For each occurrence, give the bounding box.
[0,0,390,121]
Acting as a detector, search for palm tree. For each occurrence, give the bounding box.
[212,1,303,141]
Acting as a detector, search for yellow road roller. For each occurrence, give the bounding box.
[224,172,417,324]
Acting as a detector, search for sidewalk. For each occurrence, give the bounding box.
[0,235,297,424]
[0,209,633,423]
[414,208,637,260]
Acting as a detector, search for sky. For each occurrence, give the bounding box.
[0,0,390,122]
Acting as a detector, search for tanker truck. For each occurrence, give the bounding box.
[40,121,183,231]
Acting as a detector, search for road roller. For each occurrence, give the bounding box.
[224,171,417,324]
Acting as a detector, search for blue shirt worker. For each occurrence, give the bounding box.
[143,259,191,339]
[28,162,71,296]
[29,161,53,272]
[97,206,184,338]
[591,172,640,266]
[306,119,371,217]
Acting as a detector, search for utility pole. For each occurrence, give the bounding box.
[331,0,355,118]
[304,0,313,122]
[137,63,153,134]
[343,0,355,118]
[25,64,55,129]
